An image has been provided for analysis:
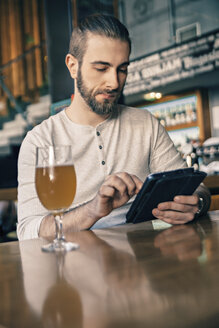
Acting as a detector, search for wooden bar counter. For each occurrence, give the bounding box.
[1,212,219,327]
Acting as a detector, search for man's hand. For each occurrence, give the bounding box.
[152,194,200,225]
[87,172,143,220]
[39,172,143,238]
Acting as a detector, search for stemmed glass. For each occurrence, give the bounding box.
[35,145,79,252]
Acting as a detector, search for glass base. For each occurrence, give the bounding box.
[42,240,79,252]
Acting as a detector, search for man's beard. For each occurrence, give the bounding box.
[77,67,122,115]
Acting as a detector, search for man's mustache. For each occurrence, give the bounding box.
[95,89,120,96]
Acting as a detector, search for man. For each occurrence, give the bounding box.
[17,14,210,240]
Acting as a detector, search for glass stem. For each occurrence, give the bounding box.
[54,213,65,242]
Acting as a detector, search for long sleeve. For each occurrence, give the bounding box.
[17,137,47,240]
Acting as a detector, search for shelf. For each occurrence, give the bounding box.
[165,121,197,131]
[204,176,219,211]
[204,175,219,190]
[0,188,17,201]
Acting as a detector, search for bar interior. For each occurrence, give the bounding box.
[0,1,219,327]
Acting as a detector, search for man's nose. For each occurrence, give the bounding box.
[106,70,119,90]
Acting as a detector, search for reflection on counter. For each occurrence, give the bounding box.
[16,217,216,328]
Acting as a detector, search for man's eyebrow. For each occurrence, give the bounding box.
[91,61,111,66]
[119,61,130,67]
[90,61,130,67]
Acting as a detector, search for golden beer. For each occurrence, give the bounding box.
[35,165,76,211]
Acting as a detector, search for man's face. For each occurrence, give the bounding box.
[76,33,130,115]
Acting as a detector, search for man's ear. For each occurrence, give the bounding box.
[65,54,79,79]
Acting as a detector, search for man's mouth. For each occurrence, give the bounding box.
[102,93,117,99]
[96,91,118,101]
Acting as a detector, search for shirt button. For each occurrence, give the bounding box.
[96,131,100,136]
[99,145,102,149]
[102,161,105,165]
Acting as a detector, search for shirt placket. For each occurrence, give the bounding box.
[95,128,107,175]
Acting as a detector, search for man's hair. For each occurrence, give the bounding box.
[68,13,131,63]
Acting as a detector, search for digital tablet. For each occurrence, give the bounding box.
[126,167,207,224]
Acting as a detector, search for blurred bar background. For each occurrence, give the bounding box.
[0,0,219,240]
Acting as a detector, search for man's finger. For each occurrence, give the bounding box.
[105,172,143,197]
[157,201,198,214]
[152,208,195,224]
[174,194,199,205]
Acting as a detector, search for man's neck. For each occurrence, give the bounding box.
[65,94,110,127]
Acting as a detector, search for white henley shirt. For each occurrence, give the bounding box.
[17,105,187,240]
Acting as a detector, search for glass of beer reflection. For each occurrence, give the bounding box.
[35,145,79,252]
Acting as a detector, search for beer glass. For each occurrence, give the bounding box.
[35,145,79,252]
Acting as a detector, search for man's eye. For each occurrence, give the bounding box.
[119,68,128,74]
[95,67,107,72]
